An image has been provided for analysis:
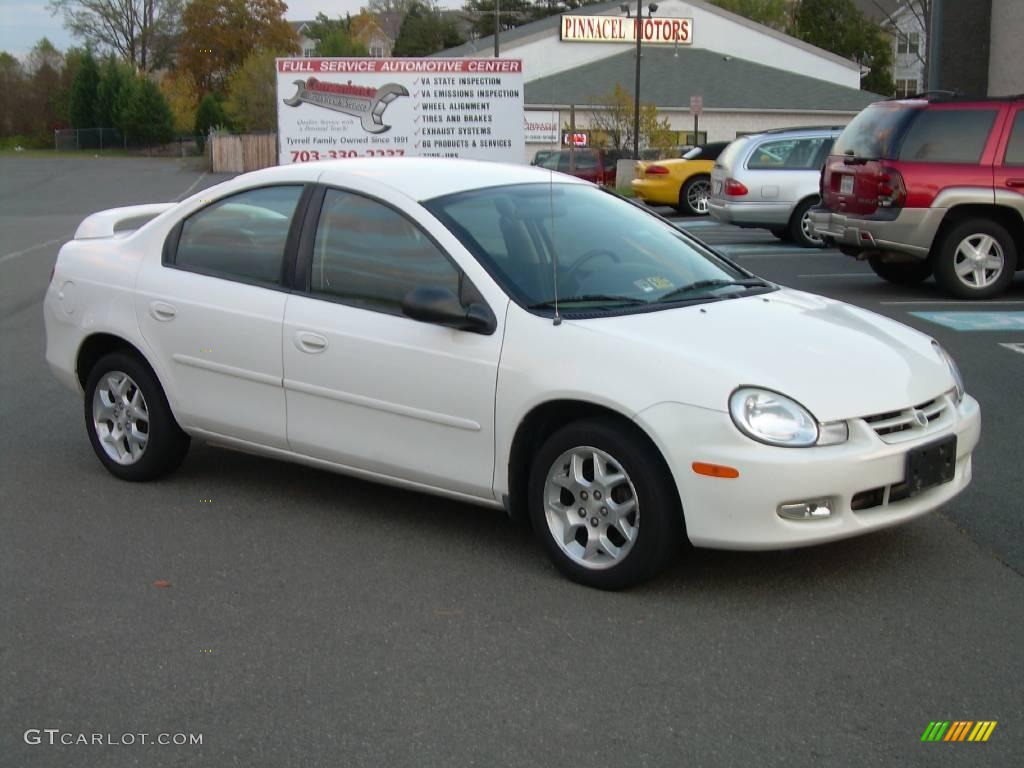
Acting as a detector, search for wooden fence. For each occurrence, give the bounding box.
[210,133,277,173]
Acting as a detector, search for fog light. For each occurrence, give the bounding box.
[777,499,833,520]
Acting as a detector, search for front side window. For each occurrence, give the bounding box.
[173,186,303,285]
[425,184,771,313]
[897,109,997,163]
[310,189,462,315]
[747,137,831,170]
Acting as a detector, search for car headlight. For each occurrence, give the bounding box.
[932,341,965,404]
[729,387,848,447]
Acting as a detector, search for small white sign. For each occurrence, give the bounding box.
[524,110,559,143]
[276,58,525,165]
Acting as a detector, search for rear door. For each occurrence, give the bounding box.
[744,134,834,204]
[135,185,308,448]
[994,104,1024,215]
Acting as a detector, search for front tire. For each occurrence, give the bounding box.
[527,418,683,589]
[679,175,711,216]
[788,197,825,248]
[868,255,933,284]
[933,219,1017,299]
[84,351,190,481]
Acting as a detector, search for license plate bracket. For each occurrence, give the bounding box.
[901,435,957,497]
[840,175,854,195]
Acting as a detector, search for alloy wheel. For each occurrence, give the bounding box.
[687,179,711,214]
[92,371,150,465]
[801,208,824,246]
[953,233,1004,289]
[543,446,639,570]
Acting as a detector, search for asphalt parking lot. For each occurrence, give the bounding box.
[2,157,1022,767]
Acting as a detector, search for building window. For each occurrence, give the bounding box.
[895,79,918,98]
[908,32,920,55]
[303,47,315,58]
[370,45,385,58]
[897,31,921,55]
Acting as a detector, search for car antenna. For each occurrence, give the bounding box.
[549,170,561,326]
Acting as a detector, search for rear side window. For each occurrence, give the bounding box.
[309,189,461,316]
[715,137,749,170]
[747,136,833,170]
[897,109,997,163]
[1004,112,1024,165]
[833,104,917,159]
[174,186,303,285]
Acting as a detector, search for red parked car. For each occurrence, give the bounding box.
[811,94,1024,298]
[536,148,622,186]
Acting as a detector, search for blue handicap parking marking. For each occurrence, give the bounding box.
[910,311,1024,331]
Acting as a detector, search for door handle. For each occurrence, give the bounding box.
[294,331,328,354]
[1006,178,1024,188]
[149,301,177,321]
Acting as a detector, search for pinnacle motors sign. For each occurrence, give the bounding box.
[560,14,693,44]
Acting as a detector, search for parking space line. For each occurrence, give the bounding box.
[0,237,67,266]
[909,311,1024,331]
[999,343,1024,355]
[882,300,1024,306]
[796,273,874,278]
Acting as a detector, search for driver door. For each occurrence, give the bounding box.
[282,187,504,499]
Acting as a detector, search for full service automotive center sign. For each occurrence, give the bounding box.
[560,15,692,44]
[276,58,525,164]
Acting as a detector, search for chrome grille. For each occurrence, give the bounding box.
[862,396,949,442]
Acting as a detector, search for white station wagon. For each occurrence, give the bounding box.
[45,159,980,589]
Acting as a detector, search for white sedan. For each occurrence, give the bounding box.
[45,158,980,589]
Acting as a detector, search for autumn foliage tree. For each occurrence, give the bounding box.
[178,0,298,94]
[224,49,278,132]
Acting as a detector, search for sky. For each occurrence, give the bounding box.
[0,0,464,60]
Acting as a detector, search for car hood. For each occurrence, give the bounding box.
[565,288,953,422]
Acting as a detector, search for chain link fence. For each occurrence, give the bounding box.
[54,128,204,157]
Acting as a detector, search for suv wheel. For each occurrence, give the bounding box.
[679,175,711,216]
[789,198,825,248]
[934,219,1016,299]
[868,256,933,284]
[528,418,683,590]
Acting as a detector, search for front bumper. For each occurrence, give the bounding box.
[636,394,981,550]
[708,199,792,227]
[810,207,944,258]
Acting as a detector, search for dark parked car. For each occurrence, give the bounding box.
[536,148,623,186]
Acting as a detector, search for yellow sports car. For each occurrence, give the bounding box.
[632,142,730,215]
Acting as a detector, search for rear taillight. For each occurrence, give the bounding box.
[646,165,670,175]
[724,178,748,196]
[876,167,906,208]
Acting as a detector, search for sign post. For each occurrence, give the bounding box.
[690,94,703,146]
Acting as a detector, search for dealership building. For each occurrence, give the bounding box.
[440,0,880,152]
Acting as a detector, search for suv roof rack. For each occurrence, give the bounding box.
[887,90,1024,103]
[753,125,846,135]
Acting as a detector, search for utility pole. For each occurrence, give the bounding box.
[927,0,943,90]
[633,0,642,160]
[494,0,501,57]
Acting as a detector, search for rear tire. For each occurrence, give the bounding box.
[528,418,684,590]
[933,218,1016,299]
[788,197,825,248]
[679,175,711,216]
[84,351,190,481]
[868,256,933,284]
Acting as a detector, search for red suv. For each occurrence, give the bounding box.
[536,148,621,186]
[811,94,1024,298]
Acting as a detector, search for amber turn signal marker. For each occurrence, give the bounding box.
[692,462,739,479]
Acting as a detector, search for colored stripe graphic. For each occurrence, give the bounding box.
[921,721,997,742]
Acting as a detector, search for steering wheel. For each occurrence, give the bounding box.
[564,249,622,287]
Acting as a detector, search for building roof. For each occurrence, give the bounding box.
[524,46,882,112]
[439,0,860,73]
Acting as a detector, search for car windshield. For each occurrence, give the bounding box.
[833,103,919,160]
[424,183,774,313]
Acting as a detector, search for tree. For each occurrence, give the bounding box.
[116,75,176,145]
[393,2,465,56]
[305,13,369,57]
[48,0,183,72]
[792,0,894,94]
[224,49,277,132]
[708,0,792,32]
[0,52,27,137]
[875,0,930,90]
[367,0,422,39]
[96,56,133,128]
[160,71,199,134]
[178,0,298,94]
[69,49,100,128]
[584,84,669,154]
[462,0,534,39]
[194,92,228,138]
[24,39,64,140]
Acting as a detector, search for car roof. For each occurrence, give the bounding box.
[746,125,845,139]
[233,157,589,202]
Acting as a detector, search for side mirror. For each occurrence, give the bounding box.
[401,286,496,335]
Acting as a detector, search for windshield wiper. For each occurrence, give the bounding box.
[528,294,647,310]
[656,278,771,303]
